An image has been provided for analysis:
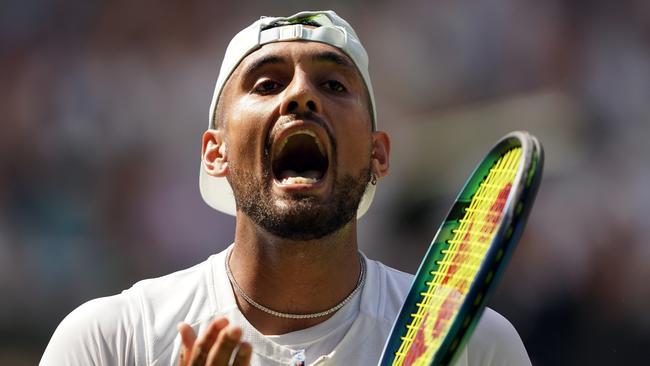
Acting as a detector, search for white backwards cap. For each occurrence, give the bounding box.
[200,10,377,217]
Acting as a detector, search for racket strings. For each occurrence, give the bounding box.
[393,147,522,366]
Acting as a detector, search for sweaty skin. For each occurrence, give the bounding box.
[189,40,390,365]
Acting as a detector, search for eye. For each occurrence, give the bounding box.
[323,80,347,93]
[254,79,283,94]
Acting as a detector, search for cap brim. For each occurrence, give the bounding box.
[199,164,375,218]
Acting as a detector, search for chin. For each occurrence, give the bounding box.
[232,167,369,241]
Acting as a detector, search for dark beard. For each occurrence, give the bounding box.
[228,162,370,241]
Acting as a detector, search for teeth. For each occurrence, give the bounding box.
[281,177,319,185]
[279,169,322,185]
[277,130,325,156]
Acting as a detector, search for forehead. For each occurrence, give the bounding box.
[235,41,358,77]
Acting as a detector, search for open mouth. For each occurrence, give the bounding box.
[272,129,329,185]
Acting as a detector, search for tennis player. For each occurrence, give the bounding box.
[41,11,531,366]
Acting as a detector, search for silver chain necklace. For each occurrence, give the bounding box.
[225,249,366,319]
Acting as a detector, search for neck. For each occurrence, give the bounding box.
[227,212,362,335]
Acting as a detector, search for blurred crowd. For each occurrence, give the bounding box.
[1,0,649,364]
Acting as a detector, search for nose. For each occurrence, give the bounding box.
[279,71,321,115]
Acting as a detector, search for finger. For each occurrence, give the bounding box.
[179,323,197,349]
[177,323,196,366]
[206,325,243,365]
[231,342,252,366]
[189,318,229,365]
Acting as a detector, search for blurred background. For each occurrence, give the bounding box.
[2,0,649,364]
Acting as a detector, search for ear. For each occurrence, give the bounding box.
[371,131,390,179]
[202,129,228,177]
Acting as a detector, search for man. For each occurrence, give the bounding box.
[41,11,531,366]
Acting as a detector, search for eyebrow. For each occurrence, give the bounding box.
[243,55,287,76]
[312,51,354,70]
[242,50,355,77]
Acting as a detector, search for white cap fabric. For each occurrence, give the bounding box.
[200,10,377,218]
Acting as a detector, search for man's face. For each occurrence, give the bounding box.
[217,41,375,240]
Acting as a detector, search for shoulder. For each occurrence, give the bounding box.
[376,260,414,292]
[123,255,224,361]
[466,308,532,366]
[41,254,224,366]
[361,256,413,322]
[325,257,413,364]
[365,256,413,294]
[41,293,138,366]
[128,256,217,314]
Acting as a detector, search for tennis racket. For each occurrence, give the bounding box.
[379,131,543,366]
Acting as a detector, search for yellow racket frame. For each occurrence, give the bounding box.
[380,131,543,366]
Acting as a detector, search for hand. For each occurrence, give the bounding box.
[178,317,252,366]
